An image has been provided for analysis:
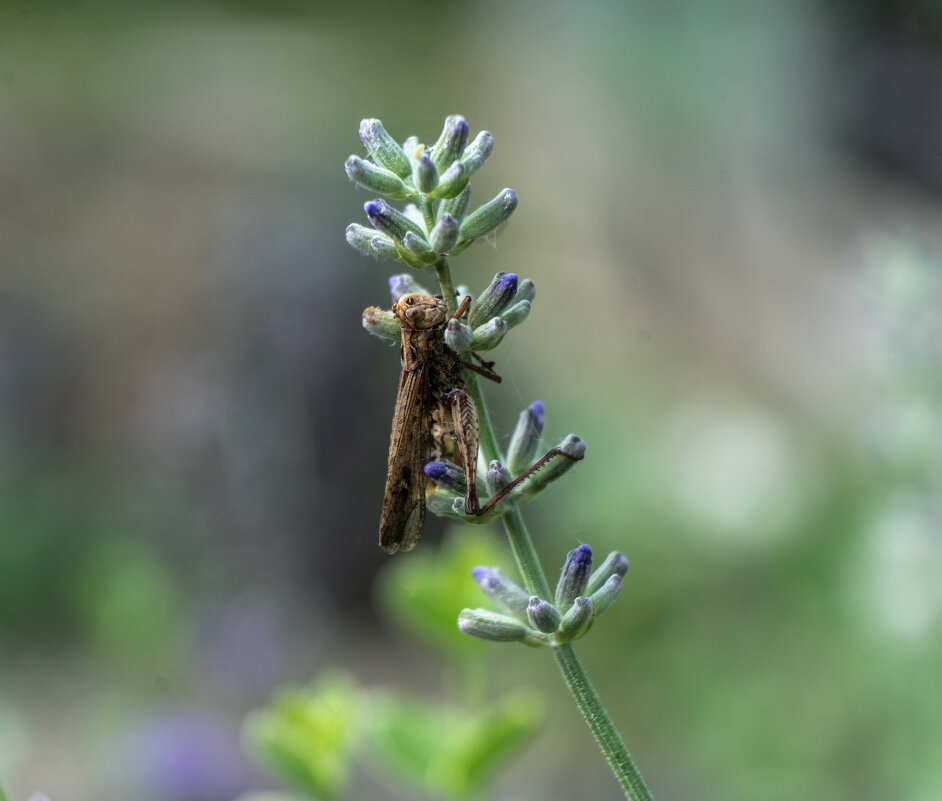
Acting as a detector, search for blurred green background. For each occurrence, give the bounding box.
[2,1,941,799]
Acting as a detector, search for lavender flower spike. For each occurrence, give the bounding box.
[469,271,519,329]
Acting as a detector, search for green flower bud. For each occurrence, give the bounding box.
[460,130,494,177]
[470,317,507,351]
[346,223,380,257]
[555,545,592,612]
[501,299,531,330]
[471,566,531,620]
[362,306,400,341]
[438,183,472,223]
[469,272,518,329]
[401,135,421,161]
[507,401,545,475]
[444,318,472,353]
[588,574,622,618]
[402,231,437,264]
[457,188,518,245]
[486,460,512,496]
[414,153,439,194]
[430,214,460,254]
[359,118,412,178]
[517,278,536,303]
[371,236,400,261]
[557,596,593,640]
[345,155,409,198]
[585,551,630,596]
[393,241,432,270]
[430,114,469,172]
[527,596,562,633]
[513,434,585,501]
[458,608,536,644]
[427,161,468,200]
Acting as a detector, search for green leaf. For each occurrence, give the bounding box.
[243,673,358,799]
[374,534,512,660]
[365,691,544,800]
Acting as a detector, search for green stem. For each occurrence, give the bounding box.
[434,257,459,317]
[433,258,654,799]
[554,644,655,801]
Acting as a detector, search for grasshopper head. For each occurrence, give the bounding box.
[393,294,447,330]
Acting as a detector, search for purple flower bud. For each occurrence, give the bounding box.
[527,596,562,633]
[471,566,531,620]
[585,551,630,596]
[507,401,545,475]
[388,273,430,303]
[364,199,425,243]
[431,114,470,172]
[469,271,518,329]
[486,460,512,496]
[424,460,466,496]
[555,545,593,612]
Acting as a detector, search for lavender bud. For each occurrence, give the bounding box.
[516,278,536,303]
[585,551,630,596]
[402,231,436,264]
[486,460,512,496]
[469,272,518,329]
[364,199,425,243]
[588,574,623,618]
[458,188,518,242]
[444,318,472,353]
[430,114,470,172]
[358,118,412,178]
[346,223,380,257]
[428,161,468,200]
[527,596,561,633]
[430,214,460,254]
[507,401,545,475]
[500,299,531,330]
[362,306,400,341]
[458,608,534,643]
[471,566,531,620]
[414,153,439,194]
[438,183,472,223]
[512,434,585,502]
[558,596,593,639]
[460,130,494,177]
[345,155,409,198]
[401,135,421,160]
[372,237,401,262]
[424,460,466,496]
[388,273,430,303]
[555,545,593,612]
[470,317,507,351]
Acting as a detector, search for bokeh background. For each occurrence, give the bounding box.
[2,1,941,799]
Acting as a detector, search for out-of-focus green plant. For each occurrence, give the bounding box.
[243,536,544,800]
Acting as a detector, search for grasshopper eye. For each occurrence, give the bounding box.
[406,297,415,305]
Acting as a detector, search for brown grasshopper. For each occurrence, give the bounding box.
[379,292,576,553]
